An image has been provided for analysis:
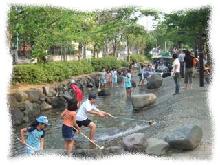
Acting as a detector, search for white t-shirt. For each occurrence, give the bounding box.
[112,70,117,78]
[172,58,180,73]
[127,73,132,79]
[76,99,99,121]
[178,53,185,62]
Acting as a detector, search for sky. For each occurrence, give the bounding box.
[0,0,220,165]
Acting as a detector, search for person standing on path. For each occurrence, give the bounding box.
[178,50,185,78]
[138,64,144,87]
[76,93,112,145]
[172,53,180,95]
[184,50,194,89]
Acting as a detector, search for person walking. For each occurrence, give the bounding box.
[172,53,180,95]
[138,64,144,87]
[178,50,185,78]
[184,50,194,89]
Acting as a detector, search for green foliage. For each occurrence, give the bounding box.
[130,54,147,63]
[8,6,158,61]
[12,58,128,84]
[12,61,94,84]
[91,56,128,71]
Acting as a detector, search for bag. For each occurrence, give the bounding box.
[193,58,198,66]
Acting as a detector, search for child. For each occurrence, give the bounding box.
[20,115,49,155]
[61,99,80,156]
[111,68,118,87]
[123,69,132,97]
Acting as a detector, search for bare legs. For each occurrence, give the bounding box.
[64,140,75,156]
[88,122,96,143]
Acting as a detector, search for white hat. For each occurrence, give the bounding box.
[70,79,76,84]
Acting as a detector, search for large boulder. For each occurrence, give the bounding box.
[40,101,52,111]
[51,97,66,109]
[122,133,147,152]
[13,91,28,102]
[42,86,57,97]
[103,146,124,155]
[73,148,102,158]
[10,109,24,126]
[131,94,157,111]
[98,89,111,96]
[164,124,203,150]
[145,138,169,156]
[25,89,43,102]
[23,100,41,123]
[146,74,163,89]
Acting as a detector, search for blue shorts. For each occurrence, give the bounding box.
[62,124,75,141]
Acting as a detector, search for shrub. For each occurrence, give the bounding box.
[12,57,128,84]
[130,54,147,63]
[12,60,94,84]
[91,56,128,71]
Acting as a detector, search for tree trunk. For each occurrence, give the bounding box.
[198,35,204,87]
[112,38,117,57]
[126,36,130,62]
[83,44,86,59]
[78,43,83,61]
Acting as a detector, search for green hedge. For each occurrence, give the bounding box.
[12,57,128,84]
[12,60,94,84]
[130,54,148,63]
[91,56,128,71]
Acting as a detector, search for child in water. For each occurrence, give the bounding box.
[61,99,80,156]
[20,115,49,155]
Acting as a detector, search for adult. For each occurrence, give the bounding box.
[178,50,185,78]
[184,50,194,89]
[138,64,144,87]
[172,53,180,95]
[76,94,112,144]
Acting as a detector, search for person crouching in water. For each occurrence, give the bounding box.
[20,116,49,155]
[76,93,112,145]
[61,99,80,156]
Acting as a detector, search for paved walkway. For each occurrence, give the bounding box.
[140,74,213,159]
